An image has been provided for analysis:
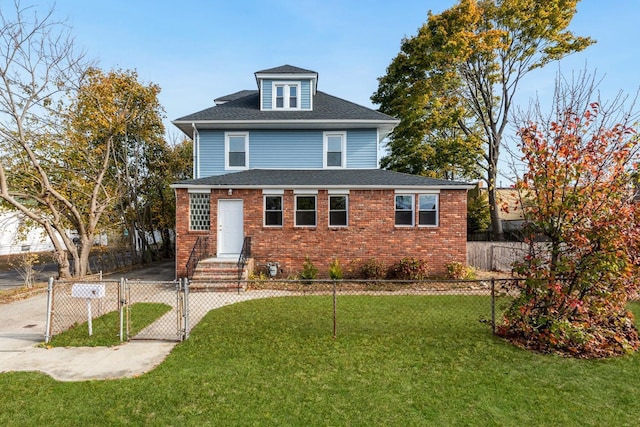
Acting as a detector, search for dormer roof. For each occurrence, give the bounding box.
[254,64,318,95]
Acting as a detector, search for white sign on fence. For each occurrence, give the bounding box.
[71,284,106,336]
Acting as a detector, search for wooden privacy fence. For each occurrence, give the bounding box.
[467,242,529,271]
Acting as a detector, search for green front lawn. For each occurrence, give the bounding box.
[1,296,639,426]
[49,302,172,347]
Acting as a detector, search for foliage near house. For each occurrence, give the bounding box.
[498,100,640,358]
[372,0,593,239]
[0,3,173,278]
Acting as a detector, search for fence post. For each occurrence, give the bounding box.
[119,277,125,343]
[44,277,54,344]
[491,279,496,334]
[184,278,190,340]
[333,280,337,340]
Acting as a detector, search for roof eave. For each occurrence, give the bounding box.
[172,119,400,140]
[170,183,475,191]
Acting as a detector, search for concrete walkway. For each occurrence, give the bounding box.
[0,260,179,382]
[0,260,294,382]
[0,286,177,382]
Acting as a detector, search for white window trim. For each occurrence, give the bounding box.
[272,81,301,110]
[294,194,317,227]
[224,132,249,170]
[418,193,439,227]
[263,194,283,227]
[323,131,347,169]
[395,194,415,227]
[328,194,348,228]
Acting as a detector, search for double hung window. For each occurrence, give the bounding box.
[395,194,414,226]
[295,195,316,227]
[225,132,248,169]
[418,194,439,226]
[329,195,348,227]
[264,195,283,226]
[324,132,346,168]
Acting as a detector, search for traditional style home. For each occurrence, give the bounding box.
[172,65,473,280]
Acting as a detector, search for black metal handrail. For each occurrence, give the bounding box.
[186,236,209,279]
[237,236,251,281]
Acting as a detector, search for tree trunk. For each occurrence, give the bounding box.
[487,162,504,241]
[53,248,71,279]
[76,236,92,277]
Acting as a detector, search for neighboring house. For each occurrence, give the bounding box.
[0,210,56,255]
[171,65,474,278]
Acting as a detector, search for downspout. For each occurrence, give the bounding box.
[192,123,200,179]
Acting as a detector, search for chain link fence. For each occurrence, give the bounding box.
[45,277,523,344]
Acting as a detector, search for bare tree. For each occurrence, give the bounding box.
[0,1,90,278]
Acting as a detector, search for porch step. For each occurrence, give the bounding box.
[190,258,249,292]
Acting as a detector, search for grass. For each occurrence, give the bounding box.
[1,295,640,426]
[49,303,172,347]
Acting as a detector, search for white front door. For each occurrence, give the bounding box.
[217,199,244,258]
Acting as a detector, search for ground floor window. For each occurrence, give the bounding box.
[189,192,210,231]
[264,195,283,226]
[395,194,414,226]
[418,194,439,226]
[329,195,348,226]
[295,195,316,227]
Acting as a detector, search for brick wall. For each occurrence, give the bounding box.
[175,188,468,278]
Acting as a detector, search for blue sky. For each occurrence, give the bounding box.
[32,0,640,158]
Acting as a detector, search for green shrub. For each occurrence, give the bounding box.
[300,256,318,283]
[388,257,429,280]
[328,258,343,280]
[360,258,387,280]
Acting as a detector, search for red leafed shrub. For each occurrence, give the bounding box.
[498,102,640,358]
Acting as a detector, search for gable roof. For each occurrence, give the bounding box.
[172,169,474,190]
[173,90,399,139]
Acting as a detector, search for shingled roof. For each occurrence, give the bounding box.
[173,61,400,140]
[255,65,317,74]
[172,169,473,190]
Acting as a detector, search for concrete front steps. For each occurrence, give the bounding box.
[190,258,250,292]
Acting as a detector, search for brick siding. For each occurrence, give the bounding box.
[175,188,467,278]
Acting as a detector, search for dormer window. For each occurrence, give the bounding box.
[273,82,300,109]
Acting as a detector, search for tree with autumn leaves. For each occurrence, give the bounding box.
[499,81,640,357]
[372,0,593,239]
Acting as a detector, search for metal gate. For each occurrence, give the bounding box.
[123,278,189,342]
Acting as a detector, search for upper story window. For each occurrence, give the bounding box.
[273,82,300,110]
[324,131,346,168]
[225,132,248,170]
[418,194,439,226]
[395,194,414,226]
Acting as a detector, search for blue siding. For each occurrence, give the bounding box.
[301,80,311,109]
[251,130,322,168]
[196,129,379,176]
[198,131,225,177]
[347,129,378,168]
[261,80,273,110]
